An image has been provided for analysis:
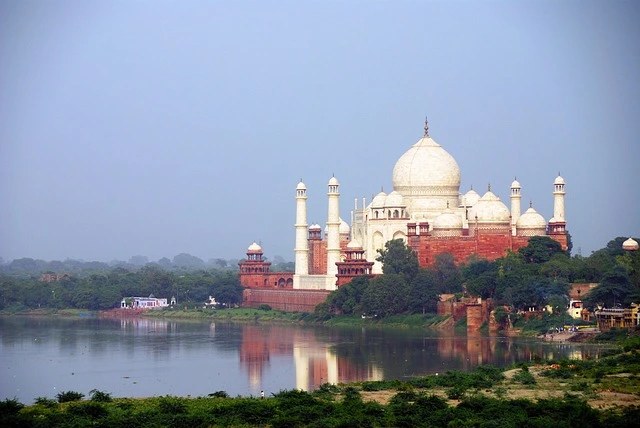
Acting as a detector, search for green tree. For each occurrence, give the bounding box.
[326,275,370,314]
[361,273,410,316]
[408,268,439,314]
[433,252,463,293]
[376,239,419,281]
[519,236,565,264]
[583,265,633,309]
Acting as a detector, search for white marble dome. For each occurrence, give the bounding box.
[339,218,350,234]
[463,188,481,207]
[392,136,460,195]
[554,175,565,185]
[347,239,362,249]
[296,181,306,190]
[370,191,387,208]
[385,191,405,207]
[247,242,262,252]
[517,207,547,229]
[623,237,639,251]
[309,223,321,230]
[328,176,339,186]
[468,191,511,223]
[511,179,521,189]
[433,208,464,230]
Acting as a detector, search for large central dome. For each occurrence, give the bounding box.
[389,121,462,220]
[392,135,460,196]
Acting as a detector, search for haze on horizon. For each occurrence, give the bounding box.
[1,0,639,264]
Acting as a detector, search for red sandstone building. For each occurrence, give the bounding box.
[239,119,568,309]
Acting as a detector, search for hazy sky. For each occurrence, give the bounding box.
[1,0,638,263]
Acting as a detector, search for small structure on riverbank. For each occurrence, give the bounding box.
[120,295,168,310]
[595,305,639,332]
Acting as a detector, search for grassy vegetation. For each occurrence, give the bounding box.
[5,337,639,427]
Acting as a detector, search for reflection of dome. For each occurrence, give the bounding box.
[248,242,262,252]
[623,237,639,251]
[385,191,405,207]
[392,135,460,194]
[469,191,510,222]
[517,207,546,228]
[464,188,480,207]
[339,218,350,234]
[371,191,387,207]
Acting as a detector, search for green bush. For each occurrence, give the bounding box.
[207,390,229,398]
[157,396,187,414]
[66,401,108,419]
[89,389,112,402]
[34,396,58,408]
[513,369,537,386]
[258,304,272,311]
[56,390,84,403]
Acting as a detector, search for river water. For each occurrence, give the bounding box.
[0,315,605,403]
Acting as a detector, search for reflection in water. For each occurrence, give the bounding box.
[0,316,606,403]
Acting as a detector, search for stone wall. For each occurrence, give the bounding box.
[243,289,331,312]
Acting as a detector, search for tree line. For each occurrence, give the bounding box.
[0,267,244,311]
[318,236,640,317]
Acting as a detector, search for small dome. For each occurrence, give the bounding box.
[339,218,350,234]
[347,239,362,249]
[433,209,463,230]
[554,175,565,185]
[309,223,321,230]
[296,181,306,190]
[464,188,480,207]
[384,190,405,207]
[517,207,547,229]
[371,191,387,208]
[511,179,521,189]
[468,191,511,223]
[248,242,262,252]
[623,238,639,251]
[328,176,339,186]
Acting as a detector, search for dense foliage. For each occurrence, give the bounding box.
[321,236,640,317]
[0,267,243,311]
[3,351,640,428]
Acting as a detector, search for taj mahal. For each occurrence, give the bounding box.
[239,118,568,307]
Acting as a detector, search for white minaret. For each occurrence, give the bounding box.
[294,180,309,280]
[325,176,340,289]
[552,174,566,222]
[510,178,521,236]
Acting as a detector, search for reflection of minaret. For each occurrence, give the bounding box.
[239,326,270,390]
[326,176,340,290]
[293,181,309,288]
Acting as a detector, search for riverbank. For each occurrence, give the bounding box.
[4,337,639,427]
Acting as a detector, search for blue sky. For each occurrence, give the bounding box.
[1,0,638,263]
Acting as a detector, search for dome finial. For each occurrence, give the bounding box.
[423,116,429,137]
[488,182,491,192]
[529,200,533,208]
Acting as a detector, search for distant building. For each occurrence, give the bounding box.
[120,295,168,309]
[39,273,70,283]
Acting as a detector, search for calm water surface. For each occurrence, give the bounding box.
[0,315,606,403]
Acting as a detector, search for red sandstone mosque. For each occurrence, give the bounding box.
[240,119,568,310]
